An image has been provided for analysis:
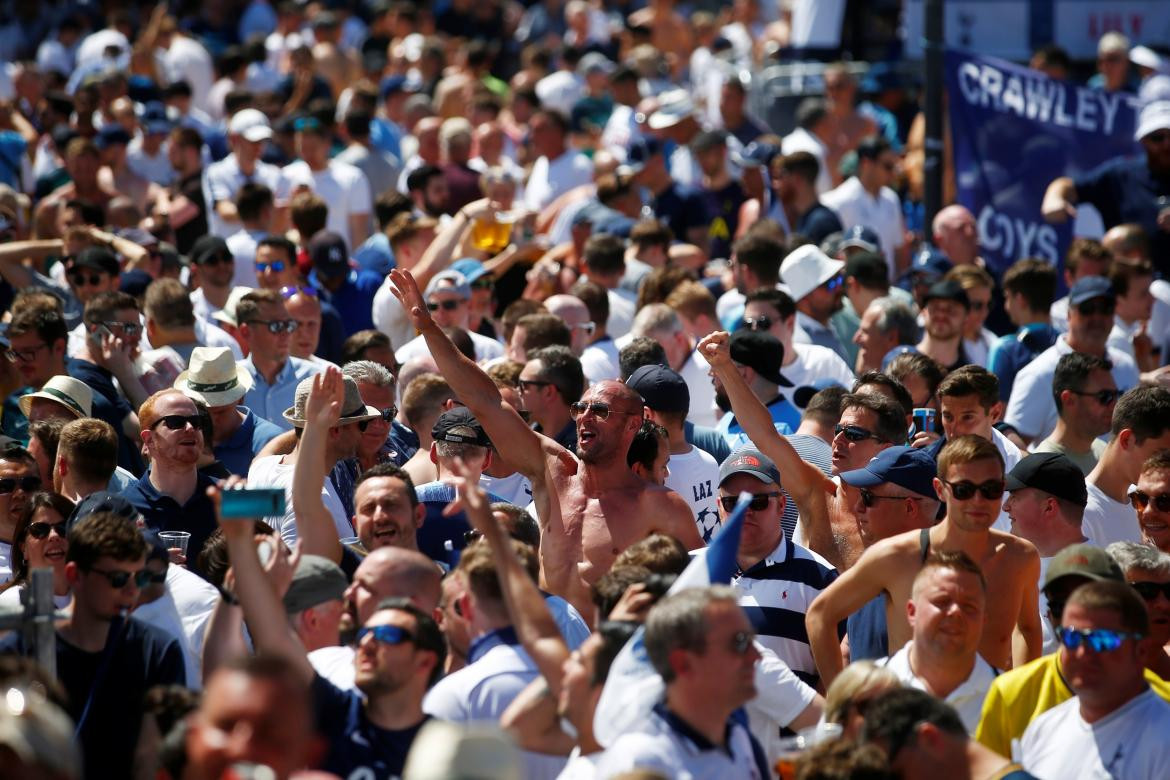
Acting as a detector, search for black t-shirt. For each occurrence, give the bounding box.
[796,202,845,245]
[0,616,186,780]
[312,674,429,778]
[66,357,145,475]
[1074,156,1170,276]
[652,182,709,245]
[697,180,746,260]
[173,168,208,255]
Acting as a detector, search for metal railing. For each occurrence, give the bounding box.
[0,569,63,677]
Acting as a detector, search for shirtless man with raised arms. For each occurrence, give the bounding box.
[388,269,703,590]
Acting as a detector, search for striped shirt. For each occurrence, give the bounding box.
[734,537,840,687]
[779,434,833,540]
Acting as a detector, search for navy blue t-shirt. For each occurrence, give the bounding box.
[66,357,146,475]
[312,674,429,779]
[415,482,507,565]
[796,203,844,245]
[652,182,710,244]
[846,594,889,661]
[1074,156,1170,275]
[697,180,746,260]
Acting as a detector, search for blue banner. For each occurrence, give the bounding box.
[944,48,1142,277]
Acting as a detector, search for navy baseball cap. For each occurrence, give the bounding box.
[899,246,951,284]
[626,364,689,413]
[308,232,350,278]
[840,446,938,499]
[1005,452,1088,507]
[719,446,781,488]
[881,345,920,370]
[839,225,882,254]
[1068,275,1115,306]
[95,124,132,149]
[626,136,663,169]
[432,407,491,447]
[731,140,781,170]
[67,491,142,532]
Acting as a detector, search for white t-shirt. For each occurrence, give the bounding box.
[595,706,765,780]
[1082,482,1141,548]
[1022,689,1170,779]
[821,176,905,276]
[679,349,720,429]
[371,278,415,355]
[246,454,354,548]
[478,470,534,507]
[524,150,593,213]
[878,641,998,733]
[394,330,504,366]
[202,154,290,238]
[0,541,11,583]
[282,159,371,251]
[780,127,832,194]
[991,427,1023,533]
[744,644,820,770]
[225,228,268,288]
[664,446,722,544]
[580,345,619,386]
[606,289,635,340]
[777,344,856,405]
[309,644,356,690]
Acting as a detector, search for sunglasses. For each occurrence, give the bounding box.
[834,424,886,444]
[858,488,917,508]
[1070,388,1121,405]
[5,344,49,364]
[426,300,462,312]
[68,272,106,287]
[1131,490,1170,512]
[727,630,754,655]
[151,414,202,431]
[279,285,318,299]
[352,418,371,433]
[87,566,152,589]
[823,275,844,292]
[101,321,143,336]
[247,319,299,334]
[1076,299,1115,317]
[470,277,495,290]
[743,315,772,331]
[720,492,780,512]
[255,260,287,273]
[940,479,1005,501]
[1131,581,1170,602]
[0,476,41,495]
[1058,626,1142,653]
[569,401,638,421]
[1147,131,1170,145]
[356,624,416,646]
[377,407,397,422]
[199,254,233,267]
[26,521,67,540]
[517,379,552,393]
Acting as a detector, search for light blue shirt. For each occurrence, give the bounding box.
[794,311,851,364]
[239,355,322,431]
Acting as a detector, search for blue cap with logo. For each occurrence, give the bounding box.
[719,446,782,488]
[839,445,938,499]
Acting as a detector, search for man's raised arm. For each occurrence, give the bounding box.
[290,368,347,563]
[387,268,550,481]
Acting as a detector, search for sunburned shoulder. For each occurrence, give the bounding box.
[989,528,1040,561]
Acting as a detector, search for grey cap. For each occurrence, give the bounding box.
[283,374,380,428]
[718,446,781,487]
[283,555,348,613]
[424,270,471,301]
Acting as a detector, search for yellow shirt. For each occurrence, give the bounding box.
[975,652,1170,758]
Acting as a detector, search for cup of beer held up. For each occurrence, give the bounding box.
[470,210,519,254]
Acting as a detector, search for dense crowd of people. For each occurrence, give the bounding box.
[0,1,1169,778]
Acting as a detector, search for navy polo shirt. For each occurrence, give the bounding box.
[387,420,419,466]
[796,203,844,246]
[312,674,428,779]
[415,482,507,565]
[1074,156,1170,274]
[122,469,220,576]
[311,269,383,337]
[214,407,283,476]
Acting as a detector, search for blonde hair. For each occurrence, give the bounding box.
[823,661,902,725]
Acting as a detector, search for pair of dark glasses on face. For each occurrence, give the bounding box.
[727,630,754,655]
[858,488,920,509]
[376,407,397,423]
[743,315,772,331]
[199,254,233,267]
[88,567,152,589]
[1057,626,1142,653]
[27,521,66,540]
[1130,491,1170,512]
[1131,581,1170,602]
[426,300,462,312]
[0,476,41,494]
[1069,388,1121,405]
[719,492,779,512]
[940,479,1005,501]
[249,319,298,334]
[255,260,286,273]
[68,272,106,287]
[835,424,886,443]
[569,401,638,421]
[101,320,143,337]
[357,624,416,646]
[151,414,201,431]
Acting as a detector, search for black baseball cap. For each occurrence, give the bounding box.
[308,231,350,278]
[729,330,793,387]
[923,279,970,309]
[70,247,120,277]
[67,491,142,532]
[190,235,232,266]
[1005,452,1088,507]
[625,364,689,413]
[432,407,491,447]
[719,446,781,487]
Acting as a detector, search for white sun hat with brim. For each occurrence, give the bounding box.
[211,286,253,330]
[174,347,254,407]
[647,90,696,130]
[283,374,381,428]
[780,244,846,302]
[18,375,93,419]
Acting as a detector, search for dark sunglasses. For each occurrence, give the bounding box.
[470,277,495,290]
[255,260,287,273]
[101,321,143,336]
[68,272,105,287]
[1146,131,1170,145]
[356,624,416,646]
[26,521,67,539]
[1131,581,1170,602]
[247,319,298,334]
[517,379,552,392]
[5,344,48,363]
[377,407,397,422]
[354,419,371,433]
[426,300,462,312]
[151,414,202,431]
[0,476,41,495]
[1057,626,1142,653]
[719,492,780,512]
[569,401,638,421]
[199,254,233,267]
[834,424,886,444]
[823,274,844,292]
[279,285,318,299]
[1131,490,1170,512]
[1070,388,1121,405]
[940,479,1005,501]
[87,567,152,589]
[742,315,772,331]
[1076,299,1115,317]
[858,488,917,508]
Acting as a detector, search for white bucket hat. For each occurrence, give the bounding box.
[19,376,93,419]
[174,347,254,407]
[780,244,845,302]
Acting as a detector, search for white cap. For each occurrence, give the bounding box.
[402,722,521,780]
[647,90,696,130]
[1098,32,1130,56]
[780,244,845,301]
[1130,45,1167,72]
[1135,100,1170,141]
[228,108,273,142]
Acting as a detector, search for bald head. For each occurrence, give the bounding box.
[545,295,591,355]
[357,547,443,612]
